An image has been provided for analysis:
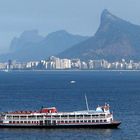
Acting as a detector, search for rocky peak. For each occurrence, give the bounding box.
[59,9,140,61]
[101,9,118,24]
[96,9,130,35]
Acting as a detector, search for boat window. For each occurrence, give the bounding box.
[61,115,67,118]
[88,120,91,123]
[92,120,95,123]
[46,115,51,118]
[28,115,36,118]
[53,115,60,118]
[100,114,105,116]
[84,115,91,117]
[96,120,99,123]
[73,121,75,123]
[76,120,79,123]
[100,120,103,122]
[104,120,107,122]
[20,116,27,118]
[84,120,87,123]
[78,115,83,117]
[13,116,19,118]
[37,115,43,118]
[7,115,12,118]
[76,115,83,118]
[80,120,83,123]
[69,115,75,118]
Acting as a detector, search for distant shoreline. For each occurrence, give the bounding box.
[1,69,140,72]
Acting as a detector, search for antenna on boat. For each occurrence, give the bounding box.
[85,94,89,111]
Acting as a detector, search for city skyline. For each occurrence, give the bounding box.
[1,56,140,71]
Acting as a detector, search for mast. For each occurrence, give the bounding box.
[85,94,89,111]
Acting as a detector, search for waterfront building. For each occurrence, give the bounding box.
[81,61,88,69]
[88,60,94,69]
[92,60,103,69]
[60,59,71,69]
[0,63,7,70]
[71,59,81,69]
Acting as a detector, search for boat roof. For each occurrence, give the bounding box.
[4,105,110,115]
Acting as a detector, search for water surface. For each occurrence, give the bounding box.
[0,71,139,140]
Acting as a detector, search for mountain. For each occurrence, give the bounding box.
[59,9,140,61]
[0,30,88,61]
[10,30,44,52]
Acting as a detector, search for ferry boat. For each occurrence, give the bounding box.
[0,100,121,128]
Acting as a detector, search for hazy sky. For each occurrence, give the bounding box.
[0,0,140,53]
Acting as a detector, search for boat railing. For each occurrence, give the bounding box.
[5,118,43,121]
[46,116,108,119]
[5,116,111,121]
[45,116,110,121]
[3,114,112,121]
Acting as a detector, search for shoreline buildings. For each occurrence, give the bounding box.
[0,56,140,70]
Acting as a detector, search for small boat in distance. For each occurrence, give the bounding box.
[70,80,76,84]
[0,96,121,128]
